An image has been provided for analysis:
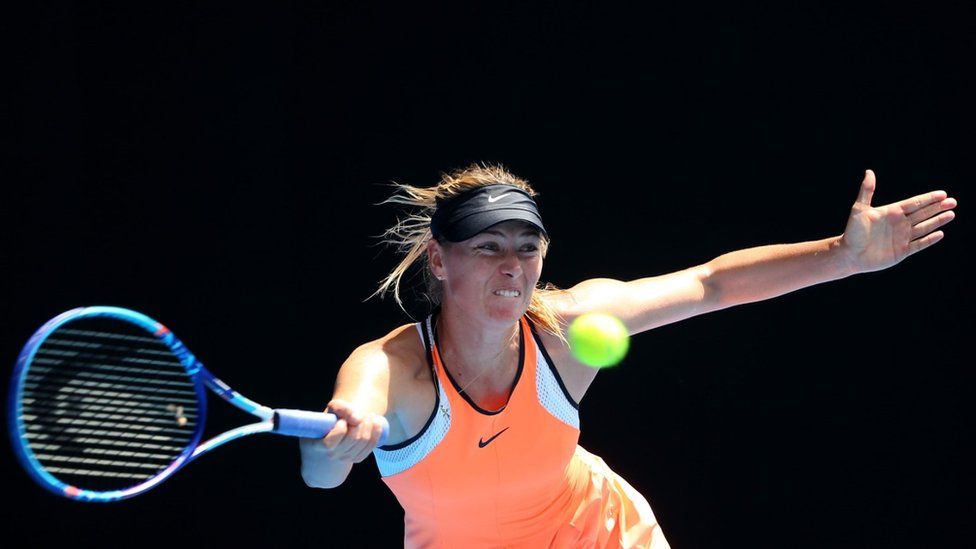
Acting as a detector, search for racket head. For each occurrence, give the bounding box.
[7,307,208,502]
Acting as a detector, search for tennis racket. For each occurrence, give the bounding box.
[7,306,388,502]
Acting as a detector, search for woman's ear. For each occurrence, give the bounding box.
[427,239,446,281]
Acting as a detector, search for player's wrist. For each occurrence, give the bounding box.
[829,234,862,278]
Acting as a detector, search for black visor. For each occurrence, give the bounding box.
[430,184,547,242]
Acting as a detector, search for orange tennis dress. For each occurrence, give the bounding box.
[373,314,670,548]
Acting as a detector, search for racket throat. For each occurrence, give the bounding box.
[201,377,274,420]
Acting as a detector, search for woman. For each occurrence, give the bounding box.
[299,164,956,548]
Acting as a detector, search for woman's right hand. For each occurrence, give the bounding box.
[319,398,387,464]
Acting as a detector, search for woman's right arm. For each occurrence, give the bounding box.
[299,342,392,489]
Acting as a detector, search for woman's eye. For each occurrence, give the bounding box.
[477,243,499,251]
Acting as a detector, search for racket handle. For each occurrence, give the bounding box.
[273,409,389,446]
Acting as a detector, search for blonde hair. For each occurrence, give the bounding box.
[372,163,565,339]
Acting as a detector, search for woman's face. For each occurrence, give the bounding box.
[431,220,544,325]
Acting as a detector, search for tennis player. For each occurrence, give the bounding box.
[299,164,956,548]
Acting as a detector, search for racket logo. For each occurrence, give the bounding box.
[158,331,199,375]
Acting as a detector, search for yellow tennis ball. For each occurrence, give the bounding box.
[568,312,630,368]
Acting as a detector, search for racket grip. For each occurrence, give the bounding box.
[273,409,389,446]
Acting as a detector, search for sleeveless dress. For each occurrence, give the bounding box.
[373,314,670,548]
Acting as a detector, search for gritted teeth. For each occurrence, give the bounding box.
[493,289,521,297]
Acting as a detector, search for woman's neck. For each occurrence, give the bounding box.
[436,302,521,391]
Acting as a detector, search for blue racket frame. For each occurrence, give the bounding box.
[8,306,385,502]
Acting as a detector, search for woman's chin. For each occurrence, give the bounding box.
[486,299,528,323]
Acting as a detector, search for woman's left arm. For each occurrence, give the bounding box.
[560,170,957,335]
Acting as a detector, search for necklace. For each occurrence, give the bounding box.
[435,339,495,395]
[455,361,494,395]
[434,316,517,396]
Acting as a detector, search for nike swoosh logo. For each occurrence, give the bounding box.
[478,427,509,448]
[487,193,511,203]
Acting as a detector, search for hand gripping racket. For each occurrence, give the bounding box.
[7,306,388,502]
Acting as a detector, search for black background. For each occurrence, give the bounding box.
[3,2,973,548]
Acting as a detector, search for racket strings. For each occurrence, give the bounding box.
[19,318,200,491]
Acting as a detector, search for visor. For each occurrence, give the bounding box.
[430,184,547,242]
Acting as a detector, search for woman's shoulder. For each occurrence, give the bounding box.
[346,322,431,383]
[349,323,436,439]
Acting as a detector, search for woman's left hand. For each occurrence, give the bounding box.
[840,169,957,274]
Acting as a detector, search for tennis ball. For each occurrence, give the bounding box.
[568,312,630,368]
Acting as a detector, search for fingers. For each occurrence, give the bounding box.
[904,195,956,256]
[321,399,384,464]
[907,230,945,257]
[322,417,348,449]
[911,210,956,241]
[899,190,951,215]
[327,399,363,426]
[856,169,876,206]
[346,414,386,463]
[907,195,957,223]
[327,413,384,463]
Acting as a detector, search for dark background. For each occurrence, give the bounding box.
[3,2,972,548]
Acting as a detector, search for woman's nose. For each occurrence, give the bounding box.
[499,252,523,278]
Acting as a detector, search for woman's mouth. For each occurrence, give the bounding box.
[492,289,521,298]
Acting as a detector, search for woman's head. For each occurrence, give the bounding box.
[375,163,563,335]
[429,219,544,326]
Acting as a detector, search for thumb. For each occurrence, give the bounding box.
[856,169,876,206]
[326,399,363,426]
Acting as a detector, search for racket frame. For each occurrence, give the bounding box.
[10,307,263,502]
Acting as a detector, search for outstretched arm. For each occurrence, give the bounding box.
[559,170,957,334]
